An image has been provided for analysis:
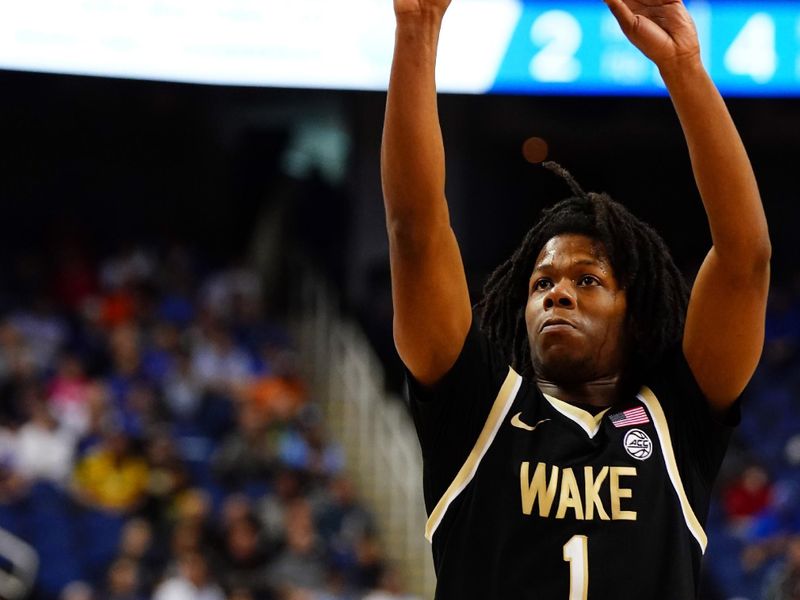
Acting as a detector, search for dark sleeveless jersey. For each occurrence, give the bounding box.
[407,320,737,600]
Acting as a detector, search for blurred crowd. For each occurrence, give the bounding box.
[0,241,418,600]
[1,236,799,600]
[708,280,800,600]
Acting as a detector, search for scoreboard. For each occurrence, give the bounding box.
[0,0,799,96]
[491,2,799,96]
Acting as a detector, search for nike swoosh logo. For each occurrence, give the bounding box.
[510,413,551,432]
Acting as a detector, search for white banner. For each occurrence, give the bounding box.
[0,0,520,92]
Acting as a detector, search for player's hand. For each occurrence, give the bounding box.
[393,0,451,19]
[604,0,701,72]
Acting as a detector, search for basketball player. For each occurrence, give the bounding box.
[381,0,770,597]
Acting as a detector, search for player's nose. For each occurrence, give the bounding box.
[543,280,576,310]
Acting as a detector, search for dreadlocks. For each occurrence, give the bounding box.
[475,162,689,385]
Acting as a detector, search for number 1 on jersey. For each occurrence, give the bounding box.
[563,535,588,600]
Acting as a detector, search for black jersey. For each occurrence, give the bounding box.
[407,320,737,599]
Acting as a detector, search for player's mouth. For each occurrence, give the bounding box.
[540,317,576,332]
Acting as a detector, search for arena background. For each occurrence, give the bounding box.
[2,2,800,599]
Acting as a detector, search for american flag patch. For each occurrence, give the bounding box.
[609,406,650,428]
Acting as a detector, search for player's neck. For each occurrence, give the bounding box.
[536,375,624,409]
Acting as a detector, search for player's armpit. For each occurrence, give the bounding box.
[682,247,770,412]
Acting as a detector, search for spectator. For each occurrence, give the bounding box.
[116,518,161,593]
[278,419,344,483]
[212,401,277,489]
[750,482,800,544]
[6,296,68,371]
[267,499,327,594]
[14,394,75,487]
[47,352,92,436]
[75,381,113,455]
[152,552,224,600]
[142,428,190,525]
[741,481,800,574]
[192,323,252,395]
[201,262,261,323]
[60,581,95,600]
[154,245,196,328]
[724,465,774,534]
[162,349,203,422]
[348,535,384,592]
[316,476,375,567]
[173,488,213,530]
[762,535,800,600]
[0,322,38,427]
[99,244,155,292]
[240,371,305,425]
[72,423,149,512]
[218,512,273,598]
[101,557,146,600]
[106,325,147,413]
[167,519,208,570]
[256,468,303,548]
[141,321,181,384]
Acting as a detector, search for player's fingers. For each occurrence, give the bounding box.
[603,0,637,33]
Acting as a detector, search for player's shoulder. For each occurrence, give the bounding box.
[406,315,512,404]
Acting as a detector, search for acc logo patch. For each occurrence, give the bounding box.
[623,429,653,460]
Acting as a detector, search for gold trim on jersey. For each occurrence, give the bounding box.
[638,386,708,553]
[542,393,610,439]
[424,366,524,543]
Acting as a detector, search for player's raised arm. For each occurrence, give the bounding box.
[381,0,472,386]
[605,0,771,411]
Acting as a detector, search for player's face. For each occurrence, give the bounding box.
[525,234,627,383]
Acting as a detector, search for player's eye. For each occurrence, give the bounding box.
[531,278,552,293]
[577,275,600,286]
